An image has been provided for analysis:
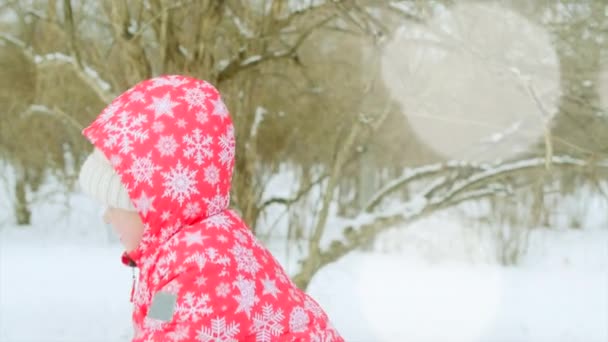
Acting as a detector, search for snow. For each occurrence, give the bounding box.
[1,173,607,342]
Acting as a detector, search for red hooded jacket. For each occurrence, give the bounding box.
[82,75,343,342]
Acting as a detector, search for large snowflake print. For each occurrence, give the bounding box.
[251,303,285,342]
[218,125,235,166]
[183,128,214,166]
[175,292,213,323]
[230,242,261,276]
[98,100,123,123]
[204,212,233,231]
[102,110,148,154]
[126,152,161,187]
[161,160,199,206]
[196,316,240,342]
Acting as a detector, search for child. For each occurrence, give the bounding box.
[78,75,344,342]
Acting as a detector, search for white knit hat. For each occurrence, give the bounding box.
[78,148,136,211]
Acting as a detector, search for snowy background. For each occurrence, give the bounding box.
[1,171,606,342]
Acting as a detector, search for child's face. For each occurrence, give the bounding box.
[103,207,145,252]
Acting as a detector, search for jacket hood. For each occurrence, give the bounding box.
[82,75,235,265]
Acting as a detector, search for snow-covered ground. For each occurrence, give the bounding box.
[0,178,607,342]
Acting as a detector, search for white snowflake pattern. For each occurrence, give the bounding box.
[143,317,166,333]
[232,275,259,318]
[196,111,209,124]
[205,212,233,231]
[251,303,285,342]
[103,110,148,154]
[161,161,199,206]
[147,75,188,90]
[152,121,165,133]
[126,152,161,187]
[216,282,231,298]
[161,211,171,221]
[133,191,156,216]
[128,90,146,103]
[183,202,202,219]
[185,251,207,271]
[175,292,212,323]
[161,279,183,295]
[177,119,187,128]
[203,164,220,185]
[218,125,235,166]
[180,86,208,110]
[230,243,261,276]
[146,92,180,119]
[289,307,310,333]
[274,266,289,284]
[204,188,230,216]
[211,97,229,121]
[98,100,123,123]
[196,317,240,342]
[217,235,228,243]
[156,135,178,156]
[233,230,249,244]
[304,296,324,318]
[288,288,302,303]
[195,275,208,287]
[261,274,280,299]
[167,325,190,342]
[182,231,207,247]
[183,128,213,166]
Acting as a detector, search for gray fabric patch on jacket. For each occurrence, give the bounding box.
[147,291,177,322]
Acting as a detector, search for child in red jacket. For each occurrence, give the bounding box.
[78,75,343,342]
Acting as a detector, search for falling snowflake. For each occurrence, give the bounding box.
[183,202,202,219]
[152,121,165,133]
[147,75,188,90]
[146,92,180,119]
[261,274,280,299]
[230,243,260,276]
[175,292,213,323]
[216,282,231,298]
[232,275,259,318]
[180,86,208,110]
[204,188,230,216]
[103,111,148,154]
[196,317,240,342]
[251,303,285,342]
[289,307,309,333]
[133,191,156,216]
[156,135,178,157]
[218,125,235,166]
[205,212,233,231]
[204,164,220,185]
[211,97,230,121]
[196,111,209,124]
[161,161,199,206]
[167,324,190,342]
[183,128,213,166]
[126,152,161,187]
